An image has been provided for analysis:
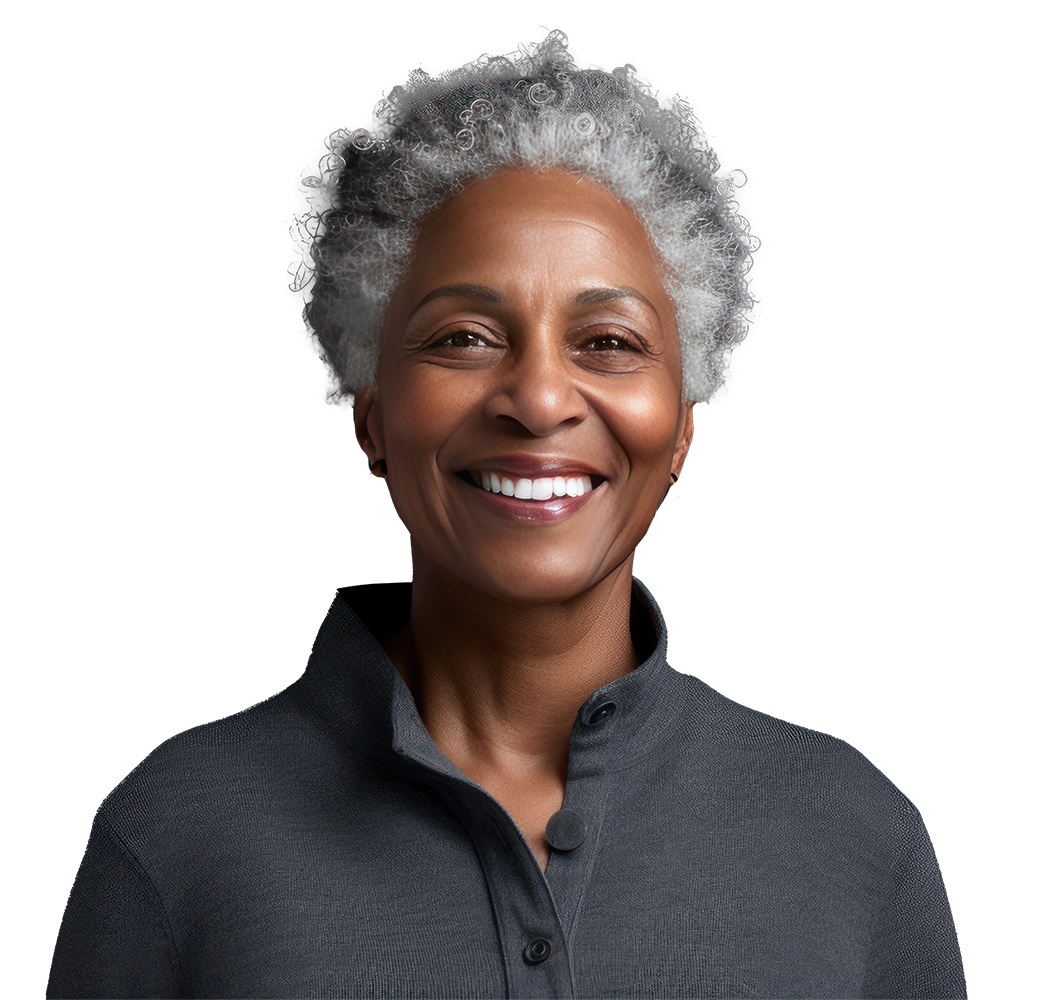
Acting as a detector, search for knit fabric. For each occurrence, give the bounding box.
[48,581,966,999]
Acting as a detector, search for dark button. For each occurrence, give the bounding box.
[545,809,586,851]
[586,701,617,726]
[523,938,553,964]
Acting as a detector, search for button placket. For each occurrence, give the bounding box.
[542,745,617,947]
[436,780,574,997]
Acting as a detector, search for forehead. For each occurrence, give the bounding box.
[399,168,670,302]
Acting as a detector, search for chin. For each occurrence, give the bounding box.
[459,550,633,609]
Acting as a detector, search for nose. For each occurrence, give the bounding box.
[484,332,589,436]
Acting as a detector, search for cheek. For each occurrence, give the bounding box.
[599,380,684,471]
[379,371,447,456]
[378,368,485,477]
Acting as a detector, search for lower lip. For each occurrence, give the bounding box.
[463,480,601,522]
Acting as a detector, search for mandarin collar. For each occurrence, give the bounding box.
[294,579,682,779]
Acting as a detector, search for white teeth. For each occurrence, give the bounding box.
[532,478,552,500]
[471,471,598,501]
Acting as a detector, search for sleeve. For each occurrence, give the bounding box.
[863,809,967,999]
[47,810,183,999]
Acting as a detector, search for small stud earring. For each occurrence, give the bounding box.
[369,459,388,477]
[669,472,679,485]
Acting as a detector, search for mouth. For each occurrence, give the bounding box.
[457,470,602,501]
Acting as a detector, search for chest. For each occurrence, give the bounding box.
[162,766,878,999]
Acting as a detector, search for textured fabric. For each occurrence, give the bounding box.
[48,581,966,999]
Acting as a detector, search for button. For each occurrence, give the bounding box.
[545,809,585,851]
[523,938,553,964]
[586,701,616,726]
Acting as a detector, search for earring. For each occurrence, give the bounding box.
[369,459,388,478]
[662,470,679,502]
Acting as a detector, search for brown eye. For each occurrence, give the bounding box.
[439,330,490,348]
[584,334,636,352]
[572,326,651,375]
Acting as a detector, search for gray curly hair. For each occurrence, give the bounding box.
[295,31,757,404]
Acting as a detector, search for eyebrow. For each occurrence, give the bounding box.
[410,283,504,316]
[573,287,659,317]
[408,283,661,321]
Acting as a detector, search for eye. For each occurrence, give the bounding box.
[584,334,636,352]
[572,325,653,374]
[422,324,504,368]
[438,329,490,349]
[577,326,649,356]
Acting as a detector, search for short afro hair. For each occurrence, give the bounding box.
[295,31,757,403]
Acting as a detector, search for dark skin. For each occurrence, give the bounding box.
[355,169,693,869]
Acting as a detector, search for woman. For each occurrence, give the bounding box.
[48,33,965,999]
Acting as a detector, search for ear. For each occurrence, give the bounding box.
[353,386,386,475]
[671,401,695,480]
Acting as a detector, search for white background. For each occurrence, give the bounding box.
[4,3,1027,993]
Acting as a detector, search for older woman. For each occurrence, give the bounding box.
[48,33,965,1000]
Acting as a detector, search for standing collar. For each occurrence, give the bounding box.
[293,579,682,778]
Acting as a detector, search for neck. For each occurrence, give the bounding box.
[383,548,639,862]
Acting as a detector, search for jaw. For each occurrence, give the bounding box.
[409,529,640,612]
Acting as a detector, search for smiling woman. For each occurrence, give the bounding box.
[359,169,691,614]
[47,33,966,1000]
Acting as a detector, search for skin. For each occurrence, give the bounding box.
[355,168,694,868]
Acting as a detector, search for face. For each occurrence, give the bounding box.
[355,168,693,606]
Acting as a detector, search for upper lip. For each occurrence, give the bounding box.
[455,455,607,479]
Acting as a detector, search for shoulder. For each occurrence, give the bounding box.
[96,682,340,845]
[653,673,934,892]
[664,669,925,846]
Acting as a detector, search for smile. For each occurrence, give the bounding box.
[472,471,596,501]
[457,465,607,517]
